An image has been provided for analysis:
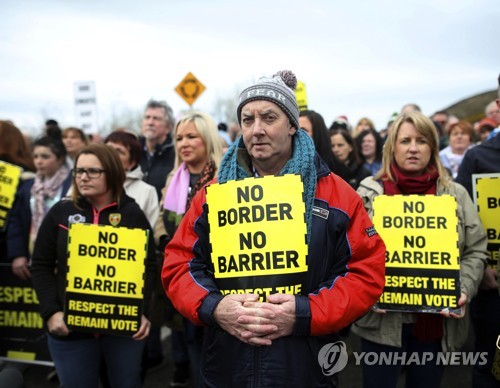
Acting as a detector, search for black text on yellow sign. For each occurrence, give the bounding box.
[0,161,23,229]
[206,175,308,280]
[473,173,500,268]
[295,80,308,111]
[373,195,460,312]
[65,224,148,335]
[0,265,51,364]
[174,72,206,106]
[379,270,458,308]
[219,283,303,299]
[0,285,42,330]
[65,295,140,333]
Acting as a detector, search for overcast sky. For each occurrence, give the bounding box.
[1,0,499,136]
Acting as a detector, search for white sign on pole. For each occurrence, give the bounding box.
[74,81,99,134]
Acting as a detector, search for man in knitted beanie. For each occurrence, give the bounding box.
[233,70,301,176]
[163,70,386,387]
[237,70,300,129]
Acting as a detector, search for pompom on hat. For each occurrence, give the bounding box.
[237,70,300,129]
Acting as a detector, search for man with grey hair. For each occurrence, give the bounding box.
[485,99,500,127]
[400,103,421,114]
[138,99,176,378]
[139,99,176,199]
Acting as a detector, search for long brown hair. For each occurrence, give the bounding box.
[0,121,35,171]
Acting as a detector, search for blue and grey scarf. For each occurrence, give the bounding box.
[218,129,317,243]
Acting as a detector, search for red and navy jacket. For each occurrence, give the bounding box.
[162,155,386,387]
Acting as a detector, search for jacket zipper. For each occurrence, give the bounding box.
[91,202,118,224]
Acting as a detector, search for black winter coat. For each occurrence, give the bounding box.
[31,194,157,338]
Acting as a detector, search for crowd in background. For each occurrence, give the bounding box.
[0,74,499,388]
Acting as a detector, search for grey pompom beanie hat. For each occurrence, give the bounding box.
[237,70,300,129]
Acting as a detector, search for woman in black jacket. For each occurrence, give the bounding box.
[329,128,371,189]
[31,144,156,388]
[299,110,350,180]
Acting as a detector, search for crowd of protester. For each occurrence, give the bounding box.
[0,71,499,388]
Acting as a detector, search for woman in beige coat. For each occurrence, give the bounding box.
[352,111,488,388]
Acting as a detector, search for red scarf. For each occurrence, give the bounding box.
[382,162,443,342]
[382,163,439,195]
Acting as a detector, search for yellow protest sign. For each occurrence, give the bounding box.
[473,173,500,268]
[0,264,51,364]
[175,72,206,106]
[0,161,23,229]
[373,195,460,312]
[295,80,308,111]
[205,175,308,300]
[65,224,148,335]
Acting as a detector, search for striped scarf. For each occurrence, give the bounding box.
[30,165,69,252]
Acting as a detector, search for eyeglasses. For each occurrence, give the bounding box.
[72,168,105,179]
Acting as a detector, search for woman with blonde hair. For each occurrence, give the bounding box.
[374,113,451,183]
[352,111,488,388]
[155,111,223,387]
[156,111,223,246]
[353,117,376,137]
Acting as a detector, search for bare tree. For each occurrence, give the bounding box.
[211,85,241,124]
[101,103,143,136]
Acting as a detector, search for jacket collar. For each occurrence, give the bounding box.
[140,133,174,155]
[126,165,144,181]
[314,153,331,180]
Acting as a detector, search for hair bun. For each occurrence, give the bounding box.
[275,70,297,91]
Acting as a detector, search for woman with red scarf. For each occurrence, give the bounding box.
[352,111,488,388]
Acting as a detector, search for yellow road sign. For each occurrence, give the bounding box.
[175,72,206,106]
